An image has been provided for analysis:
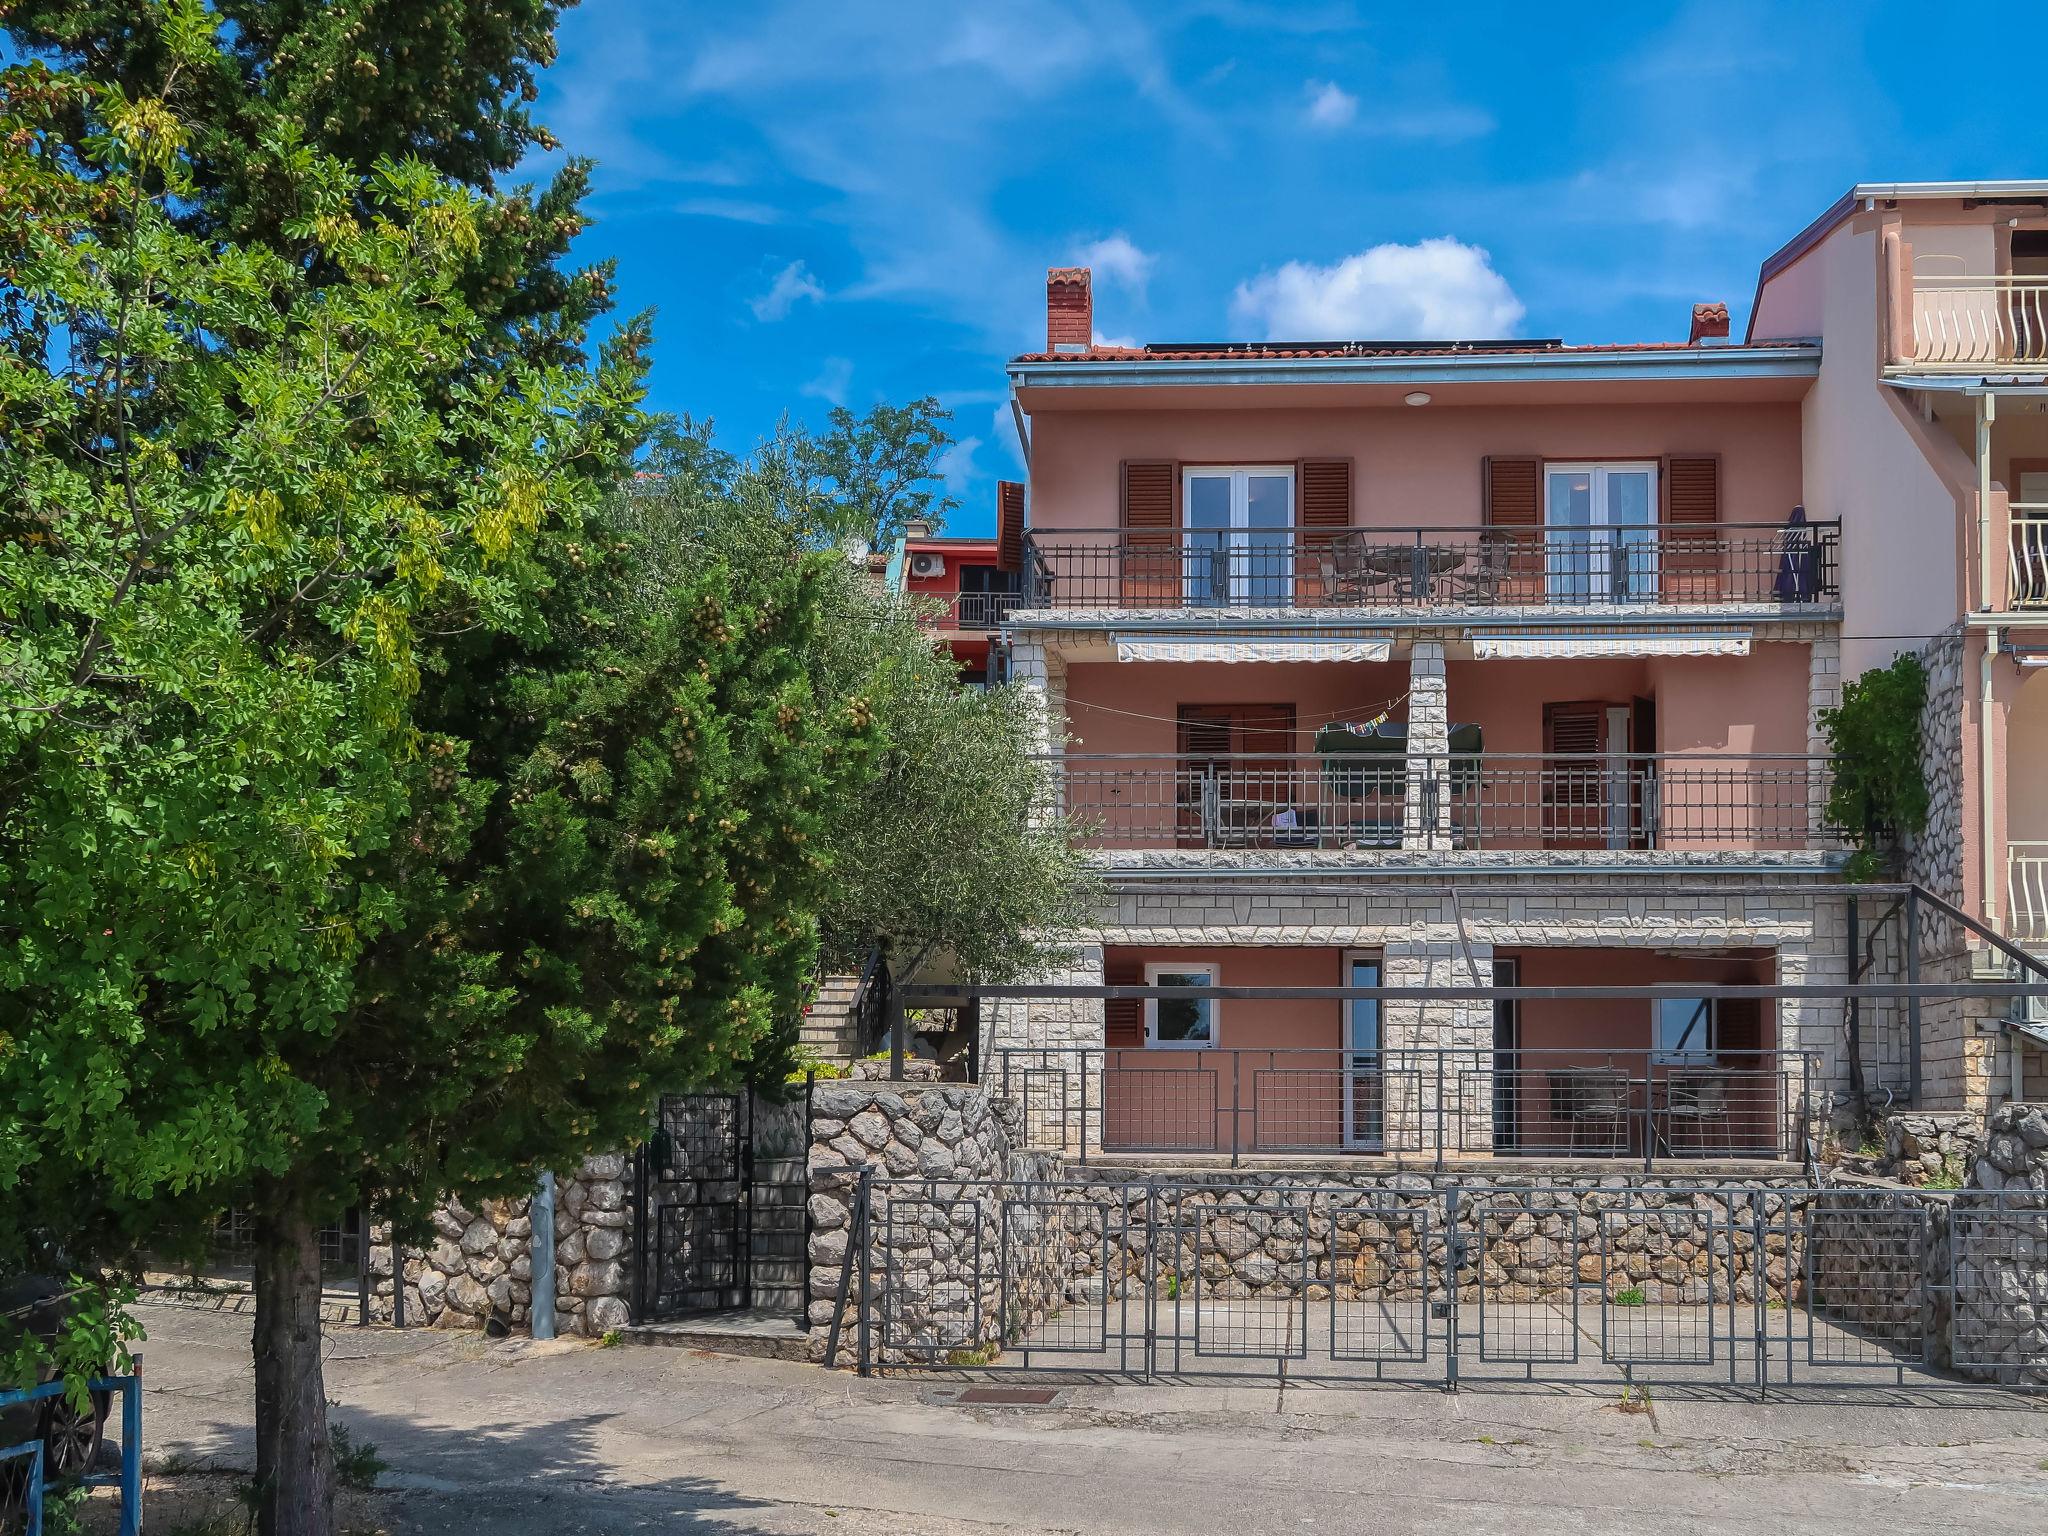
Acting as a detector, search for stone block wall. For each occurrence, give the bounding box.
[1952,1102,2048,1385]
[366,1156,632,1337]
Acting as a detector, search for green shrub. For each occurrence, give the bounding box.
[1819,653,1929,881]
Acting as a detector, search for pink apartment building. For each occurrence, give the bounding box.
[960,181,2048,1165]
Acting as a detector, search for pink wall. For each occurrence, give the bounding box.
[1064,660,1408,756]
[1026,401,1805,533]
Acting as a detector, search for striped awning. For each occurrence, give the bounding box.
[1470,627,1751,660]
[1112,628,1394,664]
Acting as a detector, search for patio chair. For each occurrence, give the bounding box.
[1312,533,1387,604]
[1660,1070,1733,1157]
[1549,1068,1630,1154]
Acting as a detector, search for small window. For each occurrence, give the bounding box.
[1145,962,1216,1049]
[1653,997,1716,1063]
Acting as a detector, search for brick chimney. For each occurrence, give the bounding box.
[1689,302,1731,345]
[1047,267,1093,352]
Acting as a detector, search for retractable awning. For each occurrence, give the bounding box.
[1112,629,1393,663]
[1470,627,1751,660]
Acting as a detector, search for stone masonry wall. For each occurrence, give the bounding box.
[1952,1102,2048,1385]
[366,1156,631,1337]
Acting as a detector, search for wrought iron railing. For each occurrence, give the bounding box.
[2008,506,2048,608]
[994,1046,1818,1167]
[917,590,1021,630]
[2007,842,2048,947]
[1049,752,1838,853]
[1017,521,1839,610]
[1907,275,2048,368]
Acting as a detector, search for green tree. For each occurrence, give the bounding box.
[1820,652,1930,883]
[0,32,667,1535]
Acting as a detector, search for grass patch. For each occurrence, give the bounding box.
[945,1341,1001,1367]
[600,1328,624,1348]
[1615,1384,1653,1416]
[1611,1287,1646,1307]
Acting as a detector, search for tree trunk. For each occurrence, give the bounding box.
[252,1183,336,1536]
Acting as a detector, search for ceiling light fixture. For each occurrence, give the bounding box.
[1404,391,1432,407]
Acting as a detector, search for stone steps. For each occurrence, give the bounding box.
[797,974,865,1064]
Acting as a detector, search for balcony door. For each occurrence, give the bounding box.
[1543,698,1656,849]
[1342,951,1383,1151]
[1176,704,1296,847]
[1184,467,1294,606]
[1546,462,1658,603]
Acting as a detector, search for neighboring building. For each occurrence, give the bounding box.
[972,188,2048,1162]
[893,486,1026,686]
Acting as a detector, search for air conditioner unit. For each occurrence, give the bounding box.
[909,551,945,579]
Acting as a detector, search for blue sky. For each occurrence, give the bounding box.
[537,0,2042,534]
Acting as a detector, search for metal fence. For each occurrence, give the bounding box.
[1907,275,2048,368]
[1052,752,1836,853]
[993,1048,1819,1168]
[1019,522,1839,611]
[827,1174,2045,1397]
[0,1372,142,1535]
[2007,506,2048,608]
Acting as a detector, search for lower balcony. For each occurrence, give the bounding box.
[1053,751,1837,857]
[994,1046,1815,1167]
[2008,841,2048,948]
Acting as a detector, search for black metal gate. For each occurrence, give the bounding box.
[632,1086,813,1323]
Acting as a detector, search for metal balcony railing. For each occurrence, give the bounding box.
[2009,507,2048,609]
[994,1046,1818,1166]
[2007,842,2048,946]
[1018,522,1839,611]
[915,590,1021,630]
[1907,275,2048,369]
[1049,752,1838,854]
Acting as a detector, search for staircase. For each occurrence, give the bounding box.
[797,972,865,1065]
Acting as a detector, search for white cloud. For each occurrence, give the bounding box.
[1230,238,1525,340]
[935,434,983,501]
[1073,234,1156,294]
[680,197,785,225]
[1304,79,1357,130]
[1092,330,1140,349]
[751,260,827,321]
[802,356,854,405]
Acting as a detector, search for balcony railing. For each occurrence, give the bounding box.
[1019,522,1839,611]
[2007,842,2048,947]
[916,590,1021,630]
[1907,275,2048,369]
[2009,506,2048,609]
[995,1046,1817,1166]
[1051,752,1838,854]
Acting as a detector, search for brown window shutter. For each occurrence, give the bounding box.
[1297,459,1352,528]
[1715,996,1762,1059]
[1105,952,1145,1049]
[1541,701,1606,848]
[1482,455,1542,597]
[1120,460,1177,605]
[1662,454,1721,600]
[996,480,1025,574]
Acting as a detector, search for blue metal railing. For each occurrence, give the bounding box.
[1,1370,141,1536]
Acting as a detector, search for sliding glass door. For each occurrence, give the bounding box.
[1342,952,1383,1151]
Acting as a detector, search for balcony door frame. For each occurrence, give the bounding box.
[1341,949,1383,1151]
[1181,465,1295,606]
[1543,460,1660,603]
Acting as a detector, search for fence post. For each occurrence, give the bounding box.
[1230,1052,1242,1168]
[355,1202,372,1326]
[856,1164,874,1377]
[1433,1051,1445,1170]
[1079,1051,1090,1166]
[631,1142,649,1323]
[1906,887,1924,1105]
[1441,1186,1460,1393]
[1143,1181,1159,1383]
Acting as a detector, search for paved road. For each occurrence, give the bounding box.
[116,1300,2048,1534]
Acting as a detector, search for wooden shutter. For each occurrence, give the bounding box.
[1542,701,1606,849]
[1120,460,1177,606]
[1662,454,1721,600]
[1177,705,1297,846]
[996,479,1025,574]
[1297,458,1353,599]
[1482,455,1542,599]
[1715,996,1762,1060]
[1105,952,1145,1050]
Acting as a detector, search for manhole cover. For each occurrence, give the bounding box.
[956,1387,1059,1406]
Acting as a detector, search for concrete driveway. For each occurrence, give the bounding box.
[112,1299,2048,1534]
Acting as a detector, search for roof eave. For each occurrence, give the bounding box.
[1008,345,1822,393]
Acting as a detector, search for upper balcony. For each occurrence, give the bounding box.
[1018,519,1839,616]
[1900,274,2048,372]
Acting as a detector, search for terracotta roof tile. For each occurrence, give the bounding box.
[1007,339,1774,364]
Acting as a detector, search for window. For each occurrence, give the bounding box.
[1653,997,1716,1063]
[1182,466,1294,605]
[1145,961,1216,1048]
[1544,461,1658,602]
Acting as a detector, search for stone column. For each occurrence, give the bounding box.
[983,944,1104,1155]
[1402,640,1452,851]
[1382,935,1493,1159]
[1805,635,1841,848]
[1008,630,1069,829]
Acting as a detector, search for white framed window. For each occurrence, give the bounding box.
[1145,960,1217,1049]
[1544,460,1658,602]
[1653,997,1716,1064]
[1181,466,1294,605]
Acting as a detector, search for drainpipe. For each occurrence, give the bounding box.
[1976,392,1996,614]
[530,1169,556,1341]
